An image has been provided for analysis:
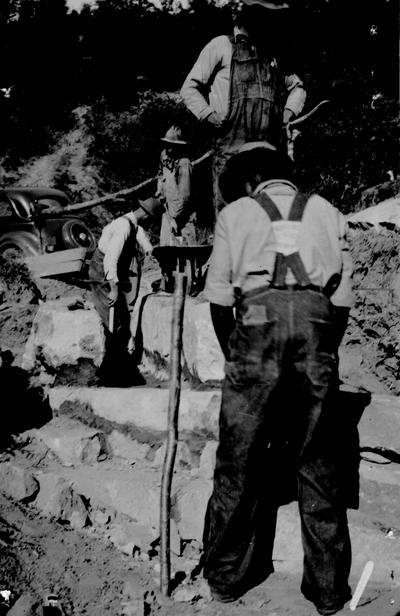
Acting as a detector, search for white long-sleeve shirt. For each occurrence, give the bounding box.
[98,211,152,283]
[181,30,306,122]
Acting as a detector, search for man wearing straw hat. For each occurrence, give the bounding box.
[157,125,195,247]
[203,142,353,615]
[180,0,306,212]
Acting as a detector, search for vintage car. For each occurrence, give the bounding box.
[0,187,96,276]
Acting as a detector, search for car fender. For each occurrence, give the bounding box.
[0,230,41,256]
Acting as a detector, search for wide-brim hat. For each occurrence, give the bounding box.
[242,0,289,8]
[160,125,187,146]
[135,196,164,219]
[219,141,293,203]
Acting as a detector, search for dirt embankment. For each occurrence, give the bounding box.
[344,227,400,394]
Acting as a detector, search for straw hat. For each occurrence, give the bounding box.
[136,197,164,219]
[160,126,187,146]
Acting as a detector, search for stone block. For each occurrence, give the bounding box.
[6,593,40,616]
[139,294,224,383]
[198,441,218,480]
[173,478,213,542]
[107,431,150,464]
[108,519,154,554]
[358,394,400,454]
[0,462,39,502]
[183,299,225,383]
[151,441,193,470]
[22,299,105,372]
[34,471,90,528]
[49,387,221,437]
[32,417,108,466]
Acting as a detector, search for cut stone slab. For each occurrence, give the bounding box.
[30,417,108,466]
[108,519,154,555]
[59,465,162,538]
[139,294,224,383]
[182,299,225,383]
[49,387,221,437]
[0,462,39,502]
[33,471,90,529]
[22,298,105,373]
[198,440,218,480]
[357,393,400,455]
[272,502,400,585]
[49,387,400,455]
[151,441,193,470]
[107,431,150,464]
[173,478,213,542]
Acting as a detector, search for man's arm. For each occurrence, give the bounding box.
[170,159,192,221]
[204,210,235,359]
[180,38,223,121]
[102,218,131,282]
[283,74,307,121]
[330,212,355,348]
[210,303,235,361]
[136,226,153,255]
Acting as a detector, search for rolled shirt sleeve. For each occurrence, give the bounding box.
[284,74,307,117]
[205,211,234,306]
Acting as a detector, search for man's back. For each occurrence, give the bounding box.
[205,181,353,308]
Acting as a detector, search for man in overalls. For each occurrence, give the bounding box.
[180,0,306,212]
[203,143,354,615]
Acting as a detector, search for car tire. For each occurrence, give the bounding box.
[0,246,25,262]
[61,220,96,253]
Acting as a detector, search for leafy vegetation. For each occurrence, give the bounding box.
[0,0,398,212]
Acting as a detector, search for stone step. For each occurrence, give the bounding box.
[49,386,220,437]
[49,385,400,455]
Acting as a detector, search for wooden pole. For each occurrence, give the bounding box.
[63,151,212,213]
[160,270,187,596]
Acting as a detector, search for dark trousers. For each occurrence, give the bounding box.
[203,288,352,610]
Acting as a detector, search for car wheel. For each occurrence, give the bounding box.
[61,220,96,253]
[0,246,25,262]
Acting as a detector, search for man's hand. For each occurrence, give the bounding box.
[207,112,224,128]
[283,108,295,140]
[108,281,119,307]
[170,218,179,235]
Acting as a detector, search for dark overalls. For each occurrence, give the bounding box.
[213,35,282,211]
[203,193,352,612]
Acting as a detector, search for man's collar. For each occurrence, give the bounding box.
[125,211,138,225]
[254,179,298,194]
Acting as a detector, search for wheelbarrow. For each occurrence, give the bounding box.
[152,245,212,296]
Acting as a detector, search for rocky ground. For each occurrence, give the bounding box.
[2,224,400,615]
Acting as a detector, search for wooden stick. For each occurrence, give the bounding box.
[350,560,374,611]
[160,270,187,596]
[64,150,212,213]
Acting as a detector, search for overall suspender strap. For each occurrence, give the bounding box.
[252,191,312,288]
